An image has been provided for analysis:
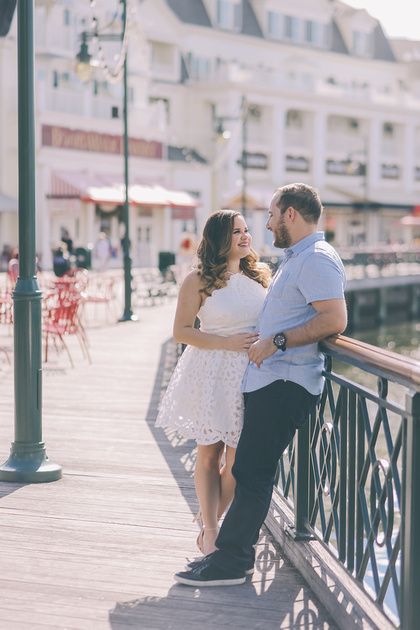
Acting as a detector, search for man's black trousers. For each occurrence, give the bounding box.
[213,379,318,572]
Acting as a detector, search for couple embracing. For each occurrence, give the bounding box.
[156,183,347,587]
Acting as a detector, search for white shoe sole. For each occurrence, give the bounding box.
[185,563,254,576]
[175,575,246,587]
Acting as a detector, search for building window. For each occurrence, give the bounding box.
[216,0,242,31]
[267,11,282,39]
[149,97,171,123]
[352,30,372,57]
[304,20,314,43]
[93,80,110,97]
[151,41,175,68]
[383,122,394,137]
[52,70,59,88]
[284,15,300,41]
[187,53,211,81]
[286,109,303,128]
[63,9,71,26]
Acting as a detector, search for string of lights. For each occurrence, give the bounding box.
[87,0,134,83]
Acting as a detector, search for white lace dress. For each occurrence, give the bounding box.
[156,273,267,447]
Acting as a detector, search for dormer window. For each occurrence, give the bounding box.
[267,11,282,40]
[284,15,300,42]
[216,0,242,31]
[352,30,373,57]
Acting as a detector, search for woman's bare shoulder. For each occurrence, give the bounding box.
[180,270,204,292]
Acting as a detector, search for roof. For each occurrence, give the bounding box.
[165,0,396,62]
[241,0,263,38]
[165,0,211,27]
[0,0,16,37]
[331,19,349,55]
[372,24,396,62]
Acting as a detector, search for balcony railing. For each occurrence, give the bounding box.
[276,335,420,628]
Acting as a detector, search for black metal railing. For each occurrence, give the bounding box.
[277,335,420,629]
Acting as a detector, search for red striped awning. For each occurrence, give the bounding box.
[48,172,198,210]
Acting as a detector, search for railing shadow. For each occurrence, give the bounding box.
[109,531,334,630]
[0,481,28,499]
[121,337,336,628]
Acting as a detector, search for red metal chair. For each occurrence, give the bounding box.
[43,292,91,367]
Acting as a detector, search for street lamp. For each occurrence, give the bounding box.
[75,0,136,322]
[0,0,61,482]
[213,96,249,216]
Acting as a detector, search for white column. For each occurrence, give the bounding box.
[367,118,381,196]
[129,205,137,267]
[36,164,52,270]
[85,202,95,249]
[252,210,266,253]
[367,212,380,246]
[403,122,415,194]
[271,105,285,186]
[224,93,243,200]
[312,111,327,190]
[163,205,172,250]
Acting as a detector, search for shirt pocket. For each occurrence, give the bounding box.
[271,272,304,307]
[270,269,290,299]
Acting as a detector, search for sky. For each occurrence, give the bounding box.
[345,0,420,40]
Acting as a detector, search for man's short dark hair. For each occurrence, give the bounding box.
[274,183,322,224]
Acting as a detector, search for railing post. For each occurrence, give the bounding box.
[286,410,315,540]
[400,391,420,630]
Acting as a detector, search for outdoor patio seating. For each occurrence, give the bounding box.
[132,268,177,307]
[42,290,90,368]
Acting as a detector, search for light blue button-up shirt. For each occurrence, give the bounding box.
[242,231,346,395]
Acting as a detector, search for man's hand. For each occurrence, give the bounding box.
[248,337,277,367]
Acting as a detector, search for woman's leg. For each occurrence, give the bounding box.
[218,445,236,519]
[194,441,224,554]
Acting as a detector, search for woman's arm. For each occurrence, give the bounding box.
[173,272,258,352]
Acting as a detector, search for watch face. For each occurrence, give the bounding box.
[274,333,286,350]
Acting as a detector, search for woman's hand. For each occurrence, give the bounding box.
[224,332,260,352]
[248,337,277,367]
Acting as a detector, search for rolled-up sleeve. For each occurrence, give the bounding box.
[298,252,346,304]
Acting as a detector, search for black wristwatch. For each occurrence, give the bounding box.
[273,332,287,352]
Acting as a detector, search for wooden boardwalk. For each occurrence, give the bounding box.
[0,299,336,629]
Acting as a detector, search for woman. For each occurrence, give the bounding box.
[156,210,271,555]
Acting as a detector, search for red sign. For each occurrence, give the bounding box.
[42,125,163,159]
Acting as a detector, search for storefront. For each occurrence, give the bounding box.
[47,171,198,268]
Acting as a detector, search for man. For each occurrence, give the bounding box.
[175,183,347,587]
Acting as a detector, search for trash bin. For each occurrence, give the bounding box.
[158,251,176,274]
[75,246,92,269]
[52,247,71,277]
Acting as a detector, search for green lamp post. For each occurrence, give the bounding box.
[75,0,136,322]
[0,0,62,482]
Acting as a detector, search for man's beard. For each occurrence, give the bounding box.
[273,220,291,248]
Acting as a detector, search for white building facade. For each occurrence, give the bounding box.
[1,0,420,269]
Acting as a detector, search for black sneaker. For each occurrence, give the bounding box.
[186,557,254,576]
[175,558,246,587]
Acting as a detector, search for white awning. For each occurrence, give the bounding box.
[49,171,198,209]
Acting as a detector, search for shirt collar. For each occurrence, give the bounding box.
[284,231,325,258]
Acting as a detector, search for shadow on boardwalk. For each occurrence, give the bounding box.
[109,531,331,629]
[109,336,336,630]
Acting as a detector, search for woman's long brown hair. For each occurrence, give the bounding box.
[196,210,271,296]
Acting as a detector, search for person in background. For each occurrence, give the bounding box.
[94,232,112,272]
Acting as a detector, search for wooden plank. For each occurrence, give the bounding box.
[0,301,336,629]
